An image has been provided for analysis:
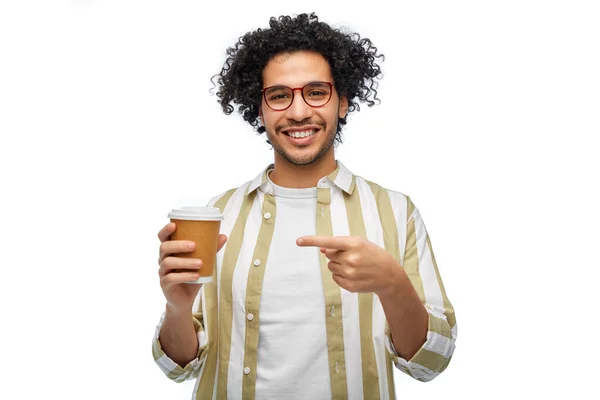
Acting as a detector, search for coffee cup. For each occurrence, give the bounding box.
[167,206,224,284]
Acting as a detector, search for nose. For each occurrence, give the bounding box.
[285,88,312,121]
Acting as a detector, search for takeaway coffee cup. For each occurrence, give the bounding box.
[167,206,224,284]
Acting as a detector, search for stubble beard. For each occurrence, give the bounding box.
[267,116,338,166]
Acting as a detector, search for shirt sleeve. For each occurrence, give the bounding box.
[386,197,457,382]
[151,288,209,382]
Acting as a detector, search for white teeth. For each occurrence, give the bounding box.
[288,130,316,138]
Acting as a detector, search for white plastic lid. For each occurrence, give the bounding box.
[168,206,224,221]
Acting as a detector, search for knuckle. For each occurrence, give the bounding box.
[345,268,355,279]
[327,261,335,271]
[160,274,169,287]
[158,259,168,276]
[159,242,168,256]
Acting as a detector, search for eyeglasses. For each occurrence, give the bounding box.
[261,81,334,111]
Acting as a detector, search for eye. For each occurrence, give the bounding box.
[269,93,291,100]
[307,90,326,97]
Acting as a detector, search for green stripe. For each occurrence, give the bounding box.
[216,191,257,399]
[366,181,398,400]
[343,187,380,400]
[196,188,236,399]
[242,193,277,399]
[317,188,348,399]
[426,234,457,331]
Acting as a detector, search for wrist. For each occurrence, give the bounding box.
[376,262,406,299]
[165,303,192,318]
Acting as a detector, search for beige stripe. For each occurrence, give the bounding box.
[196,188,236,399]
[192,316,204,333]
[151,338,164,361]
[403,215,426,304]
[366,181,398,400]
[412,348,448,372]
[215,191,257,399]
[328,164,340,181]
[349,174,357,194]
[242,193,277,400]
[426,235,457,330]
[406,196,416,220]
[385,351,396,400]
[317,188,348,399]
[429,313,453,339]
[166,366,185,381]
[343,189,380,400]
[439,355,452,373]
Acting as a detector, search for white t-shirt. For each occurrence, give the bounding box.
[255,171,331,398]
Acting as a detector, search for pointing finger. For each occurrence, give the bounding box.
[297,236,352,250]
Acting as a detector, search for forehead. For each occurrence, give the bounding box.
[262,51,333,87]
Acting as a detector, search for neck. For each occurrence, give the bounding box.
[269,151,337,188]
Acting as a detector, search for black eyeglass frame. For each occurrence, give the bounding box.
[261,81,335,111]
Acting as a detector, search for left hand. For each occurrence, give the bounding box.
[297,236,402,295]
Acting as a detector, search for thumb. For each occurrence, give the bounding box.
[217,234,228,251]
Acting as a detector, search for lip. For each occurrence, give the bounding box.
[282,125,321,133]
[282,127,320,146]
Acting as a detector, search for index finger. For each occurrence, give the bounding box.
[296,236,352,250]
[158,222,176,243]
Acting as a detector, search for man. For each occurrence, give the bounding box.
[153,13,457,400]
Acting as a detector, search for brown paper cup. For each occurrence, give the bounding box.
[168,206,224,284]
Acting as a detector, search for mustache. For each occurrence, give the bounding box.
[276,120,325,133]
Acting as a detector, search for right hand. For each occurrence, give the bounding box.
[157,222,228,314]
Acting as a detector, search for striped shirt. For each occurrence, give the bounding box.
[152,160,457,399]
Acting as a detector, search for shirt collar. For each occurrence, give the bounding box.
[245,160,356,196]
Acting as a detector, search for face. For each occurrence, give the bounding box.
[259,51,348,166]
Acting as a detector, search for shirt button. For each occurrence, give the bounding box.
[264,212,271,220]
[253,259,261,267]
[244,367,251,375]
[247,313,254,321]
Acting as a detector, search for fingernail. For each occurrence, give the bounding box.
[187,242,195,250]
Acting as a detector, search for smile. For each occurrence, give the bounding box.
[282,128,320,145]
[285,129,317,138]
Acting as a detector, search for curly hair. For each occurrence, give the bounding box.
[211,12,385,145]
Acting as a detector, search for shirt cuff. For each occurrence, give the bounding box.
[151,312,208,382]
[386,307,456,382]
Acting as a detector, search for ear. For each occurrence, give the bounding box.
[339,96,349,119]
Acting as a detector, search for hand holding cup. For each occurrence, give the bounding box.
[157,207,226,313]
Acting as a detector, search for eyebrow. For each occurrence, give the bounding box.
[265,80,329,88]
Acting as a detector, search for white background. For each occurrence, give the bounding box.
[1,0,599,399]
